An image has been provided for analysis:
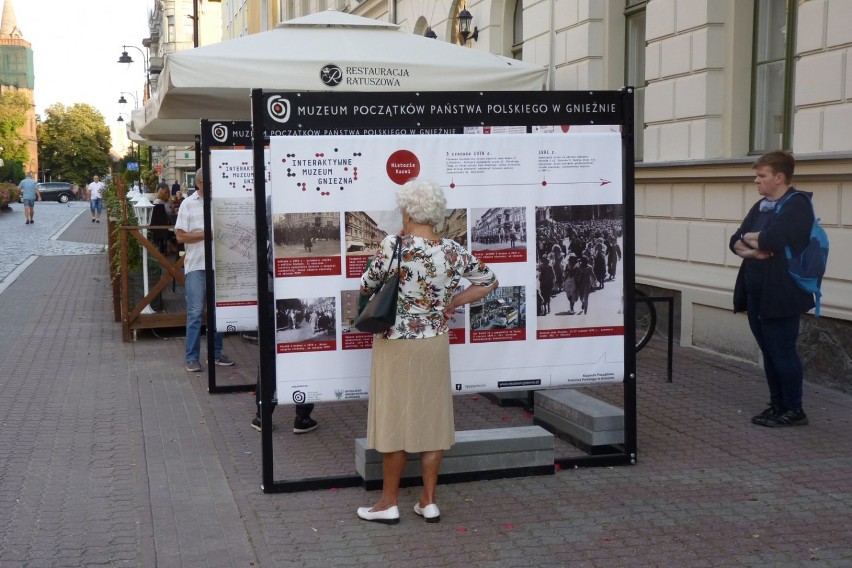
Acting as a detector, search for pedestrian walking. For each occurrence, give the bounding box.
[18,172,40,225]
[87,175,105,223]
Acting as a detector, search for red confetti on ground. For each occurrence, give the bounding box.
[329,488,338,492]
[501,416,510,421]
[470,396,479,401]
[554,464,562,471]
[455,527,468,533]
[503,524,514,530]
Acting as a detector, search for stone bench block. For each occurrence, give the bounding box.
[355,426,554,482]
[534,389,624,447]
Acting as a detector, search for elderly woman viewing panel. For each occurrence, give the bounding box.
[356,179,498,525]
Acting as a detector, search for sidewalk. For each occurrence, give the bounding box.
[0,206,850,567]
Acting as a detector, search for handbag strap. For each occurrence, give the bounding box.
[385,237,402,279]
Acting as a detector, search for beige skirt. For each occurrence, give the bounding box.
[367,334,455,453]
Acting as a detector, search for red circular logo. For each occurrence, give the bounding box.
[386,150,420,185]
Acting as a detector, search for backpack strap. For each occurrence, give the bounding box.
[773,189,809,213]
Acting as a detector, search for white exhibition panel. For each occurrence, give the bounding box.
[268,132,626,405]
[211,148,269,332]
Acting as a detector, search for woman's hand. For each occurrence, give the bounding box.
[442,301,458,319]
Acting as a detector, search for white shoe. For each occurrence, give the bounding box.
[357,506,400,525]
[413,503,440,523]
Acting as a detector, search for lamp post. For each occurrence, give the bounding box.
[117,113,137,167]
[117,45,151,96]
[118,91,139,108]
[133,195,155,314]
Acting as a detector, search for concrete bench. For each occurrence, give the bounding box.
[355,426,554,482]
[533,389,624,449]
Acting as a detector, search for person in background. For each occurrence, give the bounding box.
[153,187,174,218]
[87,175,105,223]
[356,179,497,525]
[171,190,185,218]
[18,172,40,225]
[174,167,235,373]
[171,180,181,196]
[730,150,814,427]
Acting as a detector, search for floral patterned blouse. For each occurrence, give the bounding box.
[361,234,496,339]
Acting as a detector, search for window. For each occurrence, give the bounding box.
[511,0,523,60]
[167,15,175,43]
[625,0,646,160]
[751,0,796,152]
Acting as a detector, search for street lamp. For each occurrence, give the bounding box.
[117,45,151,95]
[133,195,155,314]
[118,91,139,108]
[117,45,149,72]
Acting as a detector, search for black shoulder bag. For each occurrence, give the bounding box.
[354,237,402,333]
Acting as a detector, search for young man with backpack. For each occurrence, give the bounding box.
[730,151,819,428]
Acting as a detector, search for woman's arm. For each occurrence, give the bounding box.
[443,280,498,318]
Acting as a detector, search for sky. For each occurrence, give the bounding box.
[11,0,153,152]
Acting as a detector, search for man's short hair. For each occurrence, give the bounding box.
[753,150,795,182]
[195,167,203,183]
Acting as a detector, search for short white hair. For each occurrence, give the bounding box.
[396,179,446,228]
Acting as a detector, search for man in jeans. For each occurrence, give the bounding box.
[87,175,105,223]
[175,168,235,372]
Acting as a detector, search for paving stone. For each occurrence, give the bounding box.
[1,204,852,566]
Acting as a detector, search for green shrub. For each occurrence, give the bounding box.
[0,183,21,209]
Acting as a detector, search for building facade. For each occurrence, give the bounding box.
[202,0,852,390]
[144,0,222,187]
[0,0,37,175]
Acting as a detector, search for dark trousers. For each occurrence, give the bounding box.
[746,303,804,410]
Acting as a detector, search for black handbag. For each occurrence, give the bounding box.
[354,237,403,333]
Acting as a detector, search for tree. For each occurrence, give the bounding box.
[0,90,31,173]
[37,103,111,186]
[0,159,25,183]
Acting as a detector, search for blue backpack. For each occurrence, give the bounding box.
[775,192,829,316]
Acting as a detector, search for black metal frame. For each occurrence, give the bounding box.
[249,88,638,492]
[200,123,256,395]
[637,294,674,383]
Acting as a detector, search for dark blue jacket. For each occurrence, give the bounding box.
[729,188,815,318]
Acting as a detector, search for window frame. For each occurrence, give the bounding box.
[749,0,797,153]
[624,0,647,161]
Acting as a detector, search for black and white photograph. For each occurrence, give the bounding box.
[273,212,341,258]
[535,204,624,331]
[470,206,527,260]
[275,296,336,343]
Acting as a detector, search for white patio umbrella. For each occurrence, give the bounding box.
[130,11,547,142]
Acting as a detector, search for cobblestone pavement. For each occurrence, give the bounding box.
[0,206,850,567]
[0,202,103,293]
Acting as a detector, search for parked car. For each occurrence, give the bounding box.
[36,182,76,203]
